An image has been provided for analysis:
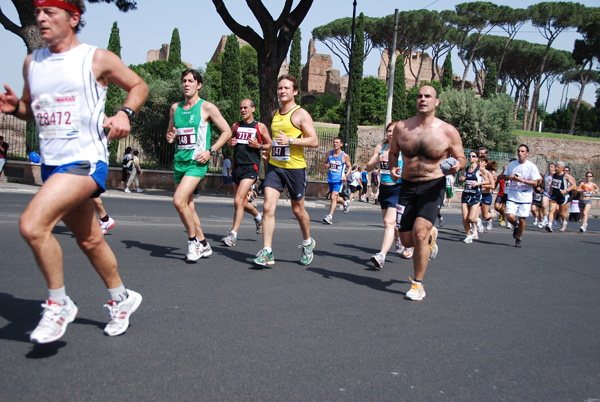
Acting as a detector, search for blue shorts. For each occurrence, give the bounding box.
[222,175,233,184]
[481,193,493,206]
[42,160,107,198]
[461,192,482,206]
[378,183,401,209]
[328,181,343,193]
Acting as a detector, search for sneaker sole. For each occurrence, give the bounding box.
[253,260,275,267]
[370,256,383,270]
[30,304,78,344]
[404,293,426,301]
[102,222,116,235]
[199,249,213,258]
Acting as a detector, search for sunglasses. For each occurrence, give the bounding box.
[586,175,593,178]
[468,155,477,158]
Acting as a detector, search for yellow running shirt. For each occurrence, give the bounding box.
[269,105,305,169]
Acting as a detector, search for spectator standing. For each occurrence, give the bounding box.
[0,136,9,181]
[125,150,143,193]
[216,154,233,195]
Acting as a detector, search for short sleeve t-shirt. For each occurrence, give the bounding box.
[222,158,232,176]
[504,160,541,203]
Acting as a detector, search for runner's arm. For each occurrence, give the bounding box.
[95,49,148,140]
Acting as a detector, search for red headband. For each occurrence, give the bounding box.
[34,0,80,14]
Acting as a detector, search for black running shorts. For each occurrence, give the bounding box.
[232,163,259,185]
[397,176,445,232]
[264,164,307,201]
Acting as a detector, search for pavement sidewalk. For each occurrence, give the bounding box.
[3,181,598,217]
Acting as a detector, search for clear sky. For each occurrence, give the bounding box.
[0,0,596,113]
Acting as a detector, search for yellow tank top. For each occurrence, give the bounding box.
[269,105,305,169]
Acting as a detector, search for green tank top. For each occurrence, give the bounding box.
[173,99,211,163]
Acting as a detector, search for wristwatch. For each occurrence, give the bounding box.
[289,137,294,145]
[209,148,215,157]
[119,107,136,122]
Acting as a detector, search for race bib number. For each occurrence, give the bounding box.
[329,160,342,173]
[176,127,196,150]
[236,127,256,145]
[271,144,290,161]
[32,93,81,139]
[583,191,593,197]
[551,178,561,190]
[464,181,474,191]
[396,204,405,226]
[379,153,390,175]
[533,193,542,202]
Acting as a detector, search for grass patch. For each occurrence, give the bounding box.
[515,130,600,143]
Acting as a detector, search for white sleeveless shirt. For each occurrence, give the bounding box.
[27,44,108,166]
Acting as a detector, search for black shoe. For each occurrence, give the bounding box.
[515,238,522,248]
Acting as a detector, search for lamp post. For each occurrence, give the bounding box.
[344,0,357,151]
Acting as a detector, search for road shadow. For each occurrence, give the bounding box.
[122,240,183,260]
[0,293,105,357]
[306,268,409,295]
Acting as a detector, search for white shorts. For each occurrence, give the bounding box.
[505,200,532,218]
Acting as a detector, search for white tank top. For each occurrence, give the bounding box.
[27,44,108,166]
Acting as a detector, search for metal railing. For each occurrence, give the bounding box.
[3,113,597,185]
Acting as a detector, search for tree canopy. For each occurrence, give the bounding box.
[212,0,313,125]
[0,0,137,52]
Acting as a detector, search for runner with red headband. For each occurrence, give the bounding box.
[0,0,149,343]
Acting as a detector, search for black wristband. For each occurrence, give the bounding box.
[119,107,136,122]
[10,100,20,116]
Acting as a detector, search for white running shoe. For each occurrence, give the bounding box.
[471,230,479,240]
[559,221,568,232]
[370,252,385,270]
[343,201,350,214]
[463,234,473,244]
[186,240,201,262]
[323,214,333,225]
[405,278,426,301]
[198,241,213,258]
[438,215,444,227]
[486,219,493,231]
[395,239,405,254]
[507,222,514,230]
[136,188,144,193]
[100,217,116,235]
[532,218,538,226]
[221,231,237,247]
[30,297,78,344]
[429,243,439,260]
[124,188,131,193]
[401,247,414,259]
[255,218,263,234]
[476,218,484,234]
[103,289,142,337]
[429,226,438,260]
[580,224,587,233]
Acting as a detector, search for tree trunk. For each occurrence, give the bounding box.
[212,0,313,126]
[568,63,592,135]
[1,1,46,52]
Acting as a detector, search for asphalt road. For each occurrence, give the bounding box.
[0,188,599,401]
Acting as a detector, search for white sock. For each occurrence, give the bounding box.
[255,213,262,222]
[303,238,312,246]
[264,247,273,254]
[108,285,128,302]
[48,287,67,304]
[230,230,237,237]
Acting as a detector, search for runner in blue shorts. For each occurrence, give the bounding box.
[1,0,148,343]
